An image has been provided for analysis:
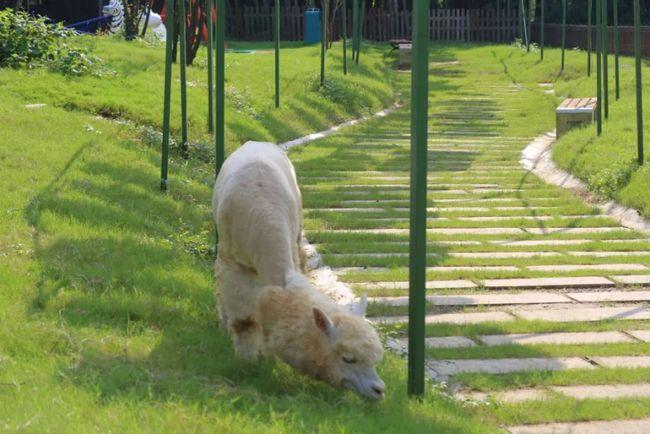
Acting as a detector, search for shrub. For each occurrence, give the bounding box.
[587,159,638,199]
[0,8,104,76]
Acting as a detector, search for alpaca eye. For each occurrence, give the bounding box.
[342,356,357,364]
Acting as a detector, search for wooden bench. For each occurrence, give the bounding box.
[556,98,597,138]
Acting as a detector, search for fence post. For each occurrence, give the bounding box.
[613,0,619,100]
[161,0,175,191]
[602,0,608,119]
[634,0,644,164]
[408,0,429,399]
[587,0,593,77]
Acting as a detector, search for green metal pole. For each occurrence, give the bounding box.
[356,0,365,63]
[342,0,347,74]
[161,0,175,191]
[408,0,428,398]
[613,0,619,100]
[274,0,280,107]
[560,0,566,71]
[207,0,214,132]
[587,0,593,77]
[520,0,528,49]
[634,0,644,164]
[539,0,546,60]
[320,0,327,86]
[179,0,188,155]
[507,0,511,41]
[596,0,602,135]
[602,0,608,119]
[497,0,501,42]
[517,0,525,42]
[352,0,358,61]
[215,0,225,176]
[526,0,534,53]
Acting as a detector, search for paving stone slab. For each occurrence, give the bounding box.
[528,264,648,272]
[374,311,515,325]
[458,215,592,222]
[610,275,650,285]
[397,336,477,349]
[628,330,650,342]
[357,280,477,290]
[428,357,594,376]
[591,356,650,368]
[552,383,650,400]
[522,227,631,235]
[479,331,633,346]
[429,228,523,235]
[370,292,571,307]
[431,293,571,306]
[490,239,592,247]
[567,291,650,303]
[514,306,650,322]
[336,265,519,274]
[452,252,561,259]
[459,389,550,404]
[483,277,614,289]
[602,239,650,244]
[568,251,650,257]
[508,418,650,434]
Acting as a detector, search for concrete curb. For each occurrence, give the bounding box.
[521,131,650,236]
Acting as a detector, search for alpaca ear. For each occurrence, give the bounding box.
[349,294,368,317]
[313,307,335,338]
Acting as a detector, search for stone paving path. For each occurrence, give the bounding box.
[290,56,650,431]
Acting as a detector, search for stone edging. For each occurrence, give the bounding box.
[279,103,402,152]
[279,102,402,306]
[521,131,650,236]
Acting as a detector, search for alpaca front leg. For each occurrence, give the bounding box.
[229,316,263,361]
[215,256,262,360]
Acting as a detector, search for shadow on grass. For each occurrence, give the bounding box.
[22,127,483,432]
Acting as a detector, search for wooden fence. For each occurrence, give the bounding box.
[530,23,650,57]
[226,7,519,43]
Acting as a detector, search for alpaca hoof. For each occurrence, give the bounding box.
[234,344,261,362]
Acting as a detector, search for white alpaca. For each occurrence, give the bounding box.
[212,141,385,399]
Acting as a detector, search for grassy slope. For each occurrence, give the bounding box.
[0,37,397,153]
[0,38,494,433]
[491,44,650,217]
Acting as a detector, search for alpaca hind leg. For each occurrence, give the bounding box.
[215,256,262,360]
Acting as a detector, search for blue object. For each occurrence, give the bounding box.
[304,8,321,44]
[66,15,111,34]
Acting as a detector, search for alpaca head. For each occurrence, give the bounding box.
[312,298,385,400]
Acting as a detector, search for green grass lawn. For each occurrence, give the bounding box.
[0,37,496,433]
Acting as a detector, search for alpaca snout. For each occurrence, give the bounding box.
[344,374,386,401]
[368,379,386,400]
